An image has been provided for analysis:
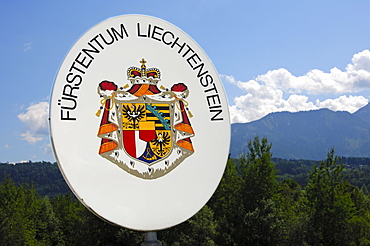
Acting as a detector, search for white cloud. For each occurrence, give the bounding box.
[317,95,368,113]
[224,50,370,123]
[41,143,52,155]
[229,88,320,123]
[18,101,49,144]
[20,131,43,144]
[23,42,32,52]
[237,49,370,94]
[4,144,10,149]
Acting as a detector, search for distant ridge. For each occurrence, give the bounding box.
[230,104,370,160]
[353,103,370,123]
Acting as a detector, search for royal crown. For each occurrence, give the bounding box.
[127,58,161,85]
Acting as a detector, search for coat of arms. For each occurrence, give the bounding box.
[96,59,195,179]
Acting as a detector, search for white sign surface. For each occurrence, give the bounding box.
[50,15,230,231]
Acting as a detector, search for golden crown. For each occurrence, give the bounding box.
[127,58,161,85]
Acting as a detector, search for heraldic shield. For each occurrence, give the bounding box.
[96,59,195,179]
[121,102,173,163]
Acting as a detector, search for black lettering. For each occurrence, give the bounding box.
[75,52,93,69]
[171,37,186,54]
[210,109,223,121]
[90,35,104,50]
[66,73,82,86]
[193,63,208,78]
[187,53,201,69]
[61,109,76,121]
[82,42,100,59]
[63,84,79,98]
[137,23,147,37]
[111,24,129,40]
[162,31,174,45]
[60,96,77,110]
[182,45,194,58]
[69,62,85,74]
[206,94,221,107]
[151,25,164,41]
[204,81,218,93]
[199,76,208,87]
[200,74,213,87]
[99,30,115,45]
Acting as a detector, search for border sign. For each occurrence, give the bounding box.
[50,15,230,231]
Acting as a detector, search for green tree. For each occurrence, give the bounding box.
[348,186,370,245]
[207,157,244,245]
[0,178,30,245]
[241,136,280,213]
[160,205,217,246]
[51,194,86,245]
[51,193,142,245]
[35,197,64,245]
[0,178,62,245]
[237,136,282,245]
[243,198,283,245]
[305,148,355,245]
[278,179,308,246]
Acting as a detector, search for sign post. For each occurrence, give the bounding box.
[50,15,230,243]
[141,232,161,246]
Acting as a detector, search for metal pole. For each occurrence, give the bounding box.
[141,231,162,246]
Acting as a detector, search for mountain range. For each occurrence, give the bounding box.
[230,103,370,160]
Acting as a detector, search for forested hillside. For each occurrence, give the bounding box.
[231,104,370,159]
[1,137,370,245]
[0,161,69,197]
[2,156,370,196]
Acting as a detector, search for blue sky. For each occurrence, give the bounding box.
[2,0,370,163]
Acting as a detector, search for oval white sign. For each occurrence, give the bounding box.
[50,15,230,231]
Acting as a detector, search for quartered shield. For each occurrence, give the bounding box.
[121,102,173,165]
